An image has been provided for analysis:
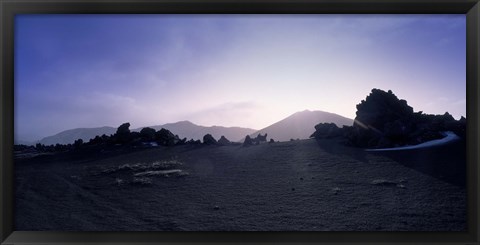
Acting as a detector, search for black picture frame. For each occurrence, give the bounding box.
[1,0,479,244]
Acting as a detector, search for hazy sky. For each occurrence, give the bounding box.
[15,14,466,142]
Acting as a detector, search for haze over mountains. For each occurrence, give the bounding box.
[30,110,353,146]
[37,126,117,146]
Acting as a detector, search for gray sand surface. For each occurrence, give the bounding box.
[15,138,466,231]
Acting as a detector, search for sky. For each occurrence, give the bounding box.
[15,14,466,142]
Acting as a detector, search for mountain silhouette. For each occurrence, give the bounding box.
[246,110,353,142]
[137,121,256,141]
[35,111,353,145]
[39,126,117,146]
[37,121,256,145]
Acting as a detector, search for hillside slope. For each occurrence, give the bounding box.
[248,110,353,142]
[39,126,116,146]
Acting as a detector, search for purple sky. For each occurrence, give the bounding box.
[15,14,466,142]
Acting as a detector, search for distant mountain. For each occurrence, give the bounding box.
[36,121,257,146]
[38,126,116,146]
[35,111,351,145]
[247,110,353,142]
[136,121,257,142]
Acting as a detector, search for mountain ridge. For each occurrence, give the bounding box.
[135,121,256,142]
[246,110,353,142]
[36,122,256,146]
[32,110,354,145]
[38,126,117,146]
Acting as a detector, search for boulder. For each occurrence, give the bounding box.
[339,89,465,148]
[354,89,414,131]
[187,139,202,145]
[115,122,132,144]
[155,128,177,146]
[203,134,218,145]
[140,127,156,141]
[243,135,253,146]
[218,135,231,145]
[310,123,342,139]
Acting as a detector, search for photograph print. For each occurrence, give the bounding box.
[14,14,466,231]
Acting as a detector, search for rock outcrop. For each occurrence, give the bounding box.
[311,89,466,148]
[310,123,343,139]
[243,135,253,146]
[218,135,231,145]
[155,128,178,146]
[203,134,218,145]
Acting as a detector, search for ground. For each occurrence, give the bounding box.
[15,138,466,231]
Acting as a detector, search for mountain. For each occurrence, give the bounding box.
[38,126,117,146]
[37,121,257,146]
[136,121,257,142]
[35,111,352,145]
[247,110,353,142]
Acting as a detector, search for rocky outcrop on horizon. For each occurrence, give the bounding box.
[203,134,218,145]
[146,121,256,143]
[218,136,231,145]
[33,121,256,146]
[310,123,343,139]
[243,135,254,147]
[311,89,466,149]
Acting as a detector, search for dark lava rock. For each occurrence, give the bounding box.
[203,134,218,145]
[139,127,156,141]
[217,135,231,145]
[355,89,414,132]
[252,133,267,144]
[310,123,342,139]
[312,88,467,149]
[349,89,415,148]
[243,135,253,147]
[155,128,177,146]
[187,139,202,145]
